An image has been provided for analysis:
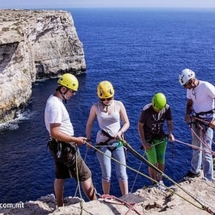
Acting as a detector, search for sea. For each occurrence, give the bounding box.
[1,8,215,204]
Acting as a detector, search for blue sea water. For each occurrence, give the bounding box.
[1,8,215,203]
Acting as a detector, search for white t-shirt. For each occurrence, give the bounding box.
[44,95,74,136]
[96,100,120,143]
[187,80,215,117]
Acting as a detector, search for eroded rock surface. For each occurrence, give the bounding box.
[1,176,215,215]
[0,9,86,123]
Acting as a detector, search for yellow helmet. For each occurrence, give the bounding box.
[97,81,115,99]
[57,73,79,91]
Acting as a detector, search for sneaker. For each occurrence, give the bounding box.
[185,170,200,178]
[155,180,166,191]
[159,180,165,186]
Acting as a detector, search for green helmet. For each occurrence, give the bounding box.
[152,93,166,111]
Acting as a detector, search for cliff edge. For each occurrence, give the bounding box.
[0,9,85,123]
[1,174,215,215]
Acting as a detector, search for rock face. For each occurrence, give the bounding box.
[1,175,215,215]
[0,9,86,123]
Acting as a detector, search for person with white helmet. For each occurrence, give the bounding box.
[44,73,97,207]
[179,68,215,181]
[138,93,175,189]
[86,80,130,196]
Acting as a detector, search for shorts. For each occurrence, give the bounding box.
[145,138,167,165]
[55,155,92,181]
[48,139,91,181]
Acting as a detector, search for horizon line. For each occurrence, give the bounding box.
[1,6,215,10]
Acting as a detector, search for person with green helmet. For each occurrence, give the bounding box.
[138,92,175,189]
[44,73,97,207]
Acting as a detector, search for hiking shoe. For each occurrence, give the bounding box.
[185,170,200,178]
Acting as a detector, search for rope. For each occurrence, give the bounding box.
[193,116,210,125]
[129,161,142,193]
[174,138,215,156]
[74,151,84,215]
[97,193,142,215]
[74,148,89,197]
[83,140,215,214]
[130,140,163,193]
[85,141,210,212]
[187,123,213,154]
[193,117,215,146]
[115,138,215,214]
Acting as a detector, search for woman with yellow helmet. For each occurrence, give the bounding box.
[138,92,175,189]
[86,80,130,196]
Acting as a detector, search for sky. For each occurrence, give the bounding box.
[1,0,215,9]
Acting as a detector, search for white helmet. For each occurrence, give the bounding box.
[179,68,195,86]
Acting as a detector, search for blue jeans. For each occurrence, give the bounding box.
[96,143,128,182]
[191,122,214,181]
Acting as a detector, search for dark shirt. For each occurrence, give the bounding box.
[138,103,172,141]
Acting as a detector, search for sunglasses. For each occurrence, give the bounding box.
[100,97,113,102]
[69,89,76,94]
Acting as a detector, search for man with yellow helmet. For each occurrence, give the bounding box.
[44,73,97,207]
[138,92,174,189]
[86,80,130,196]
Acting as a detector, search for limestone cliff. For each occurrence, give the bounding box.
[0,9,86,123]
[1,176,215,215]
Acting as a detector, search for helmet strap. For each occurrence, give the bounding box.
[104,106,108,113]
[100,100,113,107]
[57,86,68,103]
[100,100,113,113]
[190,79,196,88]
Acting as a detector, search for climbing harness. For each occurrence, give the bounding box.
[94,130,121,153]
[194,109,215,119]
[47,138,77,165]
[94,140,123,152]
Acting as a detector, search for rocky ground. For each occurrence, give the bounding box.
[1,171,215,215]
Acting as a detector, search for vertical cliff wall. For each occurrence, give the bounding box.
[0,9,86,123]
